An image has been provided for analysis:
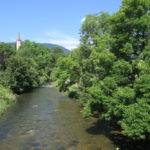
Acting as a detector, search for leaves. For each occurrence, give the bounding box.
[121,99,150,140]
[51,0,150,140]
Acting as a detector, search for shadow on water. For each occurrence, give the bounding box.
[86,119,113,136]
[112,135,150,150]
[86,118,150,150]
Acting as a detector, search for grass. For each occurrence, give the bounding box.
[0,84,16,116]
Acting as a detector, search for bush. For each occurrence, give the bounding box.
[0,84,15,115]
[68,84,79,98]
[6,55,39,93]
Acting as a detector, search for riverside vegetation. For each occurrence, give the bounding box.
[0,0,150,148]
[0,41,64,115]
[51,0,150,142]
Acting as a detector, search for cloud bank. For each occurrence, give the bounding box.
[44,31,80,50]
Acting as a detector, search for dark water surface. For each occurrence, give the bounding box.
[0,87,115,150]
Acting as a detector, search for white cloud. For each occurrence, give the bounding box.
[81,17,86,23]
[44,30,80,50]
[49,38,79,50]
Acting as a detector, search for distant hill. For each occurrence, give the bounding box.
[8,42,70,53]
[39,43,69,53]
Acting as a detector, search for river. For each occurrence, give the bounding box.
[0,87,115,150]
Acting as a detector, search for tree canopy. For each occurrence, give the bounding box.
[51,0,150,140]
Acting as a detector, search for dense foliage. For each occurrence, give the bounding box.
[0,85,15,115]
[51,0,150,140]
[0,41,64,114]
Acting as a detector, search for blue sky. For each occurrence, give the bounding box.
[0,0,121,49]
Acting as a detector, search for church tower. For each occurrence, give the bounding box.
[16,34,22,50]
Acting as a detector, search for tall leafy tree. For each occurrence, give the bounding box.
[0,43,15,70]
[51,0,150,141]
[111,0,150,60]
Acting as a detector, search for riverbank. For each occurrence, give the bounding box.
[0,85,16,116]
[51,82,150,150]
[0,83,53,116]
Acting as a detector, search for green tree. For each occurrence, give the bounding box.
[18,41,57,84]
[6,55,38,93]
[121,99,150,140]
[81,12,111,46]
[111,0,150,60]
[51,52,79,91]
[51,0,150,141]
[0,43,15,70]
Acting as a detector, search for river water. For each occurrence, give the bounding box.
[0,87,115,150]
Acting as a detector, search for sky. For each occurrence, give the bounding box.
[0,0,121,49]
